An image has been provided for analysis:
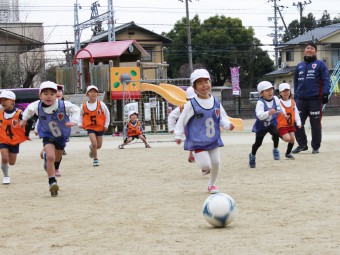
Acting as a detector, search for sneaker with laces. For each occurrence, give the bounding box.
[89,145,93,158]
[292,145,308,154]
[49,182,59,197]
[273,148,280,160]
[201,169,210,175]
[285,154,295,160]
[93,159,99,167]
[208,185,219,194]
[248,153,256,168]
[55,169,61,177]
[312,149,319,154]
[3,177,10,185]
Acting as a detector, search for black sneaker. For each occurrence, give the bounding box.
[312,149,319,154]
[291,145,308,154]
[248,153,256,168]
[285,153,295,160]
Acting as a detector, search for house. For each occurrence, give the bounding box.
[265,23,340,92]
[0,23,44,87]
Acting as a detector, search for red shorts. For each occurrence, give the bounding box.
[278,126,296,137]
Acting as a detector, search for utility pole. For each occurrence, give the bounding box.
[108,0,115,42]
[268,0,280,68]
[178,0,196,74]
[293,0,312,35]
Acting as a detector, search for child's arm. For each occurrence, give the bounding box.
[294,102,302,128]
[19,111,33,137]
[78,103,84,128]
[219,104,235,131]
[174,102,194,144]
[168,107,181,133]
[65,101,80,126]
[20,100,39,128]
[100,101,110,131]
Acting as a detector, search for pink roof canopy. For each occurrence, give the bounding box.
[75,39,149,59]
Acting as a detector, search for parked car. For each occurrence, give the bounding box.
[249,91,259,103]
[0,88,40,129]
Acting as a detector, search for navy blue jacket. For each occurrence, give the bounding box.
[294,59,331,100]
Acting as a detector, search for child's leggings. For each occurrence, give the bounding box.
[251,125,279,155]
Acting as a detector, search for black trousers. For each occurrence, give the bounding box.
[294,99,322,150]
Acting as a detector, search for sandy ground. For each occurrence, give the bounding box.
[0,116,339,255]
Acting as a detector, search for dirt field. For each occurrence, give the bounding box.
[1,116,339,255]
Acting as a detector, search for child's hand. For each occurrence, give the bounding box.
[65,122,75,128]
[268,108,277,115]
[78,125,83,129]
[20,120,27,128]
[229,123,235,131]
[34,131,38,136]
[297,125,302,129]
[175,139,182,145]
[104,127,108,131]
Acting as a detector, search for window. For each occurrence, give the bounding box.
[285,50,294,61]
[331,49,340,68]
[142,47,153,62]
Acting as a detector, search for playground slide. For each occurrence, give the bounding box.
[140,83,244,131]
[159,83,187,101]
[141,83,186,106]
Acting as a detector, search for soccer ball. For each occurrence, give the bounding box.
[202,193,237,227]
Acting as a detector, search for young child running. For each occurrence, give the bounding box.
[20,81,80,197]
[277,83,302,159]
[174,69,235,194]
[0,91,31,184]
[168,86,196,163]
[79,85,110,167]
[38,84,67,175]
[118,111,151,149]
[248,81,287,168]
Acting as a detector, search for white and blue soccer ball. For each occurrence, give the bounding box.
[202,193,237,227]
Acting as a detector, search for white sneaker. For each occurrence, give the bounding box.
[3,177,10,185]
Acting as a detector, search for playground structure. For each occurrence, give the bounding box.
[109,66,244,133]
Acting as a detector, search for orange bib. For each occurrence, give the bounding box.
[82,101,106,132]
[278,99,296,129]
[0,109,27,145]
[126,121,142,137]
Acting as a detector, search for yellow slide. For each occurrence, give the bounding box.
[140,83,244,131]
[141,83,186,106]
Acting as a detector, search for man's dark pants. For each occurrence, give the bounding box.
[295,99,322,150]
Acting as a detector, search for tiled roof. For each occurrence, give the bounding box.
[278,23,340,48]
[265,66,296,76]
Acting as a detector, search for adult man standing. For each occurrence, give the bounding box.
[292,42,331,154]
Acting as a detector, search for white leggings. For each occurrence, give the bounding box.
[193,147,220,187]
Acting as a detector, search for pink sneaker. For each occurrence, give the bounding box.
[208,185,219,194]
[55,169,61,177]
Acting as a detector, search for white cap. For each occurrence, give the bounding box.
[185,86,196,99]
[279,83,291,92]
[86,85,99,94]
[39,81,58,93]
[0,90,16,100]
[190,69,210,85]
[257,81,274,93]
[128,111,138,118]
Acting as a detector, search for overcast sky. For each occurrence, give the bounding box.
[18,0,340,63]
